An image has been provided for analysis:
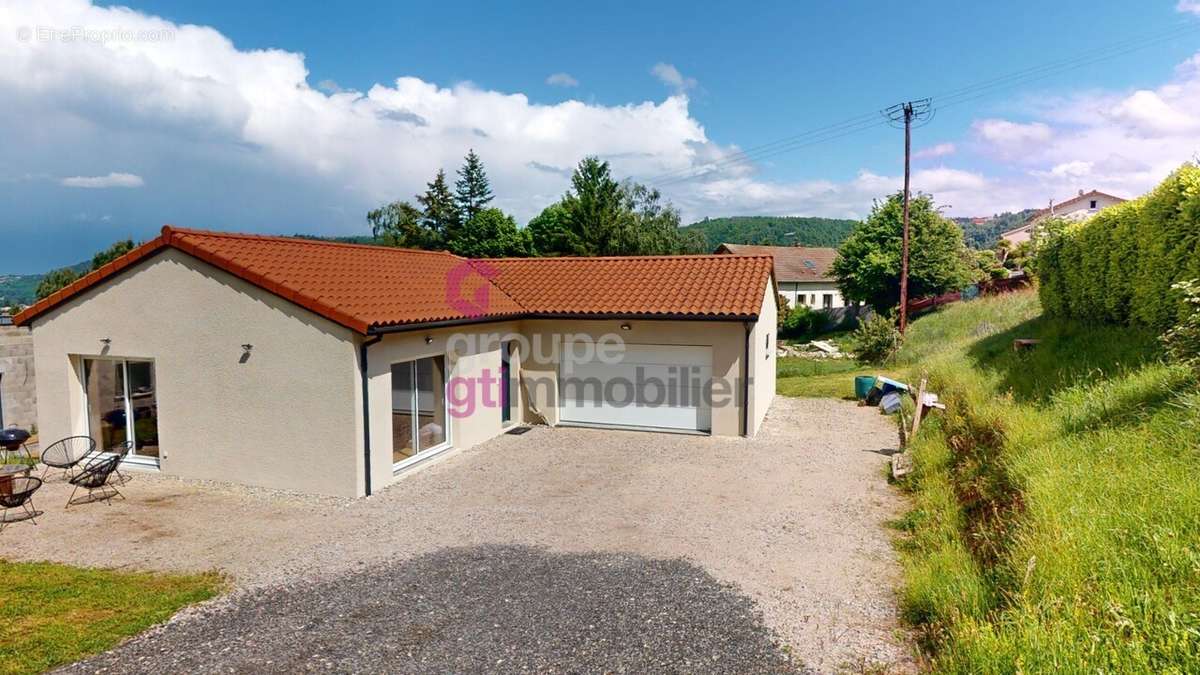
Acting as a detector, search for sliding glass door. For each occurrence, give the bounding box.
[391,355,448,468]
[82,358,160,461]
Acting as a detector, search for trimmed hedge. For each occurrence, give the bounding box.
[1038,164,1200,329]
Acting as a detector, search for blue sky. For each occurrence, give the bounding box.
[3,0,1200,272]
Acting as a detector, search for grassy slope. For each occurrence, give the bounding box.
[0,561,221,675]
[890,290,1200,672]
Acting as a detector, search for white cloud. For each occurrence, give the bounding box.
[1177,0,1200,15]
[1032,160,1094,179]
[60,172,144,188]
[971,119,1053,156]
[1104,89,1200,135]
[0,0,732,227]
[545,72,578,87]
[913,142,956,159]
[651,62,697,92]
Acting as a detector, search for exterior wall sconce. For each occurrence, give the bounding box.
[241,344,253,353]
[100,337,112,345]
[620,323,632,331]
[425,336,434,344]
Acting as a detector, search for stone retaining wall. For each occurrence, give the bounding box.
[0,323,37,431]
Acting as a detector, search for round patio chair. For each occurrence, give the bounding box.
[0,475,44,532]
[66,454,124,509]
[39,436,97,482]
[96,441,134,485]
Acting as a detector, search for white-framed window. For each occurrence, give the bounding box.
[391,355,450,470]
[81,357,159,465]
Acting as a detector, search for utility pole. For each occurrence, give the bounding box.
[883,98,932,334]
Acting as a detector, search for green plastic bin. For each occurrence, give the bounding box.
[854,375,877,400]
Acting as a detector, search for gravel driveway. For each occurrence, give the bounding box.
[14,397,912,673]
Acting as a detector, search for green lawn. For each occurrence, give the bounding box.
[890,290,1200,672]
[0,560,222,675]
[776,357,894,399]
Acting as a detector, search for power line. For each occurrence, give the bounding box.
[641,19,1200,190]
[884,100,933,335]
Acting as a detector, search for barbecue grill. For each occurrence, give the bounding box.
[0,428,31,453]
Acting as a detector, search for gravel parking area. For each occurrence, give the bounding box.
[13,397,912,672]
[61,545,800,674]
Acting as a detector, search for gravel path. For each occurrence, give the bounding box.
[60,545,803,674]
[13,397,912,672]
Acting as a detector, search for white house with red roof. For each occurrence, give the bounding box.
[1001,189,1126,245]
[15,228,778,497]
[716,244,848,310]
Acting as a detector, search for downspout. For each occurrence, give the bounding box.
[742,321,752,437]
[360,334,383,496]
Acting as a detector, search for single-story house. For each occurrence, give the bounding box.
[15,227,777,497]
[716,243,845,310]
[1000,189,1126,245]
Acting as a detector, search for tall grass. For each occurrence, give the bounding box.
[893,290,1200,672]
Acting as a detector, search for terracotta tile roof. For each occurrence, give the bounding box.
[716,244,838,282]
[484,254,774,319]
[16,227,774,333]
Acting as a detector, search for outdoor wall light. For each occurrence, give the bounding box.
[620,323,632,331]
[241,344,253,352]
[425,336,435,344]
[100,337,112,345]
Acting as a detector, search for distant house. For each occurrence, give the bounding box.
[716,244,846,310]
[1001,189,1126,245]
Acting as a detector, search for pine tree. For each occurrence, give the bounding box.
[454,149,494,220]
[416,169,459,246]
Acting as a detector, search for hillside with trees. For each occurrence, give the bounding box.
[953,210,1037,248]
[679,216,856,250]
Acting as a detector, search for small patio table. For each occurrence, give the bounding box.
[0,463,32,496]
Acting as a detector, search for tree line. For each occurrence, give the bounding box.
[367,151,704,258]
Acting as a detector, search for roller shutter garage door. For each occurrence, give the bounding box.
[558,344,712,433]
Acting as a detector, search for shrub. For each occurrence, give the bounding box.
[779,304,824,339]
[1162,279,1200,370]
[1038,163,1200,330]
[853,312,901,365]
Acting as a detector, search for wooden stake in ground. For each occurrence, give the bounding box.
[910,376,928,440]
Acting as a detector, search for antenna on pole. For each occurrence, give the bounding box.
[882,98,933,334]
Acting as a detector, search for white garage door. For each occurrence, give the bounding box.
[558,344,712,432]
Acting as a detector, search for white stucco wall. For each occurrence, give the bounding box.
[29,249,362,497]
[363,321,522,493]
[747,278,777,435]
[778,281,845,310]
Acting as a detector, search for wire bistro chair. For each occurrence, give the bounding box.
[66,454,124,509]
[0,475,44,532]
[107,440,134,485]
[40,436,98,482]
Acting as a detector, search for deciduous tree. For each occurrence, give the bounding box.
[832,192,973,312]
[448,207,532,258]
